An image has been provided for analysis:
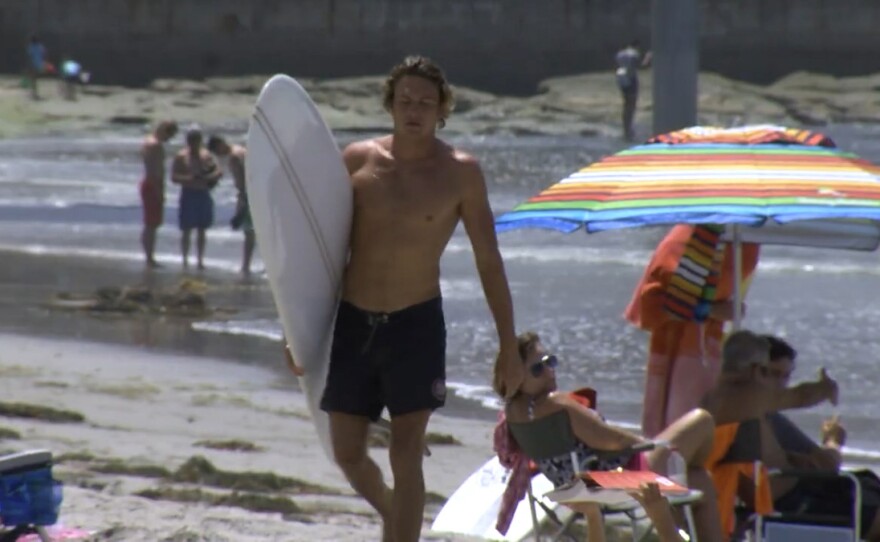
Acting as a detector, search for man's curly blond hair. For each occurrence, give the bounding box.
[382,55,454,129]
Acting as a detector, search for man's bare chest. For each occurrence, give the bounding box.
[354,170,459,221]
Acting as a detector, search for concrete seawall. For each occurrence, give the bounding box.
[1,0,877,93]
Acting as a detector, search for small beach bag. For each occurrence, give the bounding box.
[0,450,62,527]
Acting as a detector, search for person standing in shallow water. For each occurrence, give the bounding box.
[615,39,652,141]
[286,55,524,542]
[207,136,254,275]
[139,120,178,268]
[171,126,222,270]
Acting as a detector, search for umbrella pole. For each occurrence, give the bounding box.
[732,225,743,329]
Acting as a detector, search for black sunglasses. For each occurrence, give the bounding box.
[529,354,558,377]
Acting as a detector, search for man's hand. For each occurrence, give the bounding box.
[821,414,846,447]
[817,367,838,406]
[283,344,305,376]
[497,344,524,400]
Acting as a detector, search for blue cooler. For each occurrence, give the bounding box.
[0,450,62,526]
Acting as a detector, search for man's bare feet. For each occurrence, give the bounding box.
[146,259,163,269]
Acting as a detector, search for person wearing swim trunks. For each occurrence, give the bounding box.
[700,330,839,536]
[139,120,178,268]
[284,56,523,542]
[207,135,254,275]
[171,126,222,270]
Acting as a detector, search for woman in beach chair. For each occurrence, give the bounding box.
[496,331,724,542]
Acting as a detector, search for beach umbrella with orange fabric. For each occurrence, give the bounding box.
[496,124,880,325]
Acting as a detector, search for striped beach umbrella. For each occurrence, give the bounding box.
[497,124,880,327]
[496,125,880,252]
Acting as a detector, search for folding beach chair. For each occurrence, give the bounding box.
[507,388,701,542]
[0,449,62,542]
[717,418,870,542]
[753,468,868,542]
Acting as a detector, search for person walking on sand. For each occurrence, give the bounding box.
[285,55,523,542]
[139,120,178,268]
[615,39,651,141]
[171,126,222,270]
[207,136,254,275]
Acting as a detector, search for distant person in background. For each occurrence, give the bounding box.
[139,120,178,268]
[25,35,47,100]
[207,136,254,275]
[615,39,651,141]
[59,56,87,101]
[171,126,222,270]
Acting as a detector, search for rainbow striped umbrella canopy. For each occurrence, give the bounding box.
[496,125,880,248]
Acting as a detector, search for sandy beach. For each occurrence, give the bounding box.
[0,332,501,541]
[2,61,878,541]
[0,247,499,541]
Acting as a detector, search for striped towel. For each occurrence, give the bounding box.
[663,224,725,322]
[649,125,836,148]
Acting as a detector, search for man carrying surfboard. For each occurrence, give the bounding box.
[139,120,178,268]
[304,55,523,542]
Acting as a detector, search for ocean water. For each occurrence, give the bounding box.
[2,126,880,463]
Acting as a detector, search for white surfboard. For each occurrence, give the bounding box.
[431,456,560,541]
[245,75,352,458]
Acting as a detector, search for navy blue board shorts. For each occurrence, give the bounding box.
[178,187,214,230]
[320,297,447,421]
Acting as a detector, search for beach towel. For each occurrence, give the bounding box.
[648,125,836,148]
[705,422,773,537]
[663,224,725,322]
[624,225,760,437]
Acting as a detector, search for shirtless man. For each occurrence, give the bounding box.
[762,335,846,471]
[290,56,522,542]
[170,126,222,270]
[702,330,837,441]
[207,136,254,274]
[701,331,842,530]
[139,120,178,268]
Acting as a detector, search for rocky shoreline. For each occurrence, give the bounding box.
[1,70,880,139]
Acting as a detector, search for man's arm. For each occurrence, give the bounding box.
[458,154,522,398]
[772,368,838,411]
[201,153,223,186]
[709,371,837,425]
[554,393,645,451]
